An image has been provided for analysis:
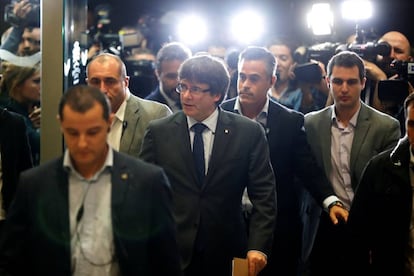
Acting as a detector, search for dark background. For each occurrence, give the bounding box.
[1,0,413,50]
[86,0,414,46]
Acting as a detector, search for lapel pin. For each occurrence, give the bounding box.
[224,129,229,134]
[121,173,128,180]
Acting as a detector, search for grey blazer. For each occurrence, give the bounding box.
[120,93,172,157]
[301,102,401,263]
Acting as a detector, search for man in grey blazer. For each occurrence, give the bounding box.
[140,55,276,276]
[302,51,401,276]
[87,53,172,157]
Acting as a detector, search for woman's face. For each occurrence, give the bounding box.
[17,71,41,103]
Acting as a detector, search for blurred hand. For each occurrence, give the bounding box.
[329,205,349,225]
[247,250,267,276]
[364,60,387,81]
[13,0,32,19]
[29,106,41,129]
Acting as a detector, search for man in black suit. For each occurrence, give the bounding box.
[0,85,181,276]
[0,109,33,232]
[145,42,192,113]
[220,46,348,276]
[140,54,276,276]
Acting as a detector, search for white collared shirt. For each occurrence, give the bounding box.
[107,89,130,151]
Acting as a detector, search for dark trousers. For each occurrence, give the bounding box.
[309,212,351,276]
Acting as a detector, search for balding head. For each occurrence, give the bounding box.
[379,31,412,61]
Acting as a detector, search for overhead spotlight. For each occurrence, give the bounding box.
[176,14,208,46]
[307,3,334,36]
[230,9,265,45]
[341,0,373,21]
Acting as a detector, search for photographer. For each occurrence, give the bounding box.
[267,37,329,113]
[365,31,413,134]
[1,0,40,57]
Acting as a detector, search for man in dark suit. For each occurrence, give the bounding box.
[140,55,276,276]
[303,51,401,276]
[220,46,348,276]
[347,92,414,275]
[0,85,181,276]
[87,53,172,157]
[0,108,33,231]
[145,42,192,113]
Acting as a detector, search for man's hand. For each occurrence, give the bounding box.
[329,205,349,225]
[247,250,267,276]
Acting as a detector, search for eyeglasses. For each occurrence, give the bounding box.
[176,83,211,95]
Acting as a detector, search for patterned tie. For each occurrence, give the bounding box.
[192,123,207,185]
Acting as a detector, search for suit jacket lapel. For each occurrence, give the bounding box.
[120,97,140,153]
[205,110,233,188]
[320,108,333,178]
[173,113,201,189]
[54,160,71,256]
[111,152,130,222]
[350,104,370,172]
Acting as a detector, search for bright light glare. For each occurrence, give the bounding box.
[231,10,265,44]
[342,0,373,20]
[307,3,333,36]
[176,14,208,46]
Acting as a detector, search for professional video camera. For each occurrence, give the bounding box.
[4,0,40,27]
[80,4,144,57]
[378,60,414,105]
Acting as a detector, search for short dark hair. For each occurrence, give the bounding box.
[156,42,192,73]
[326,51,365,81]
[238,46,276,79]
[178,54,230,105]
[58,85,111,121]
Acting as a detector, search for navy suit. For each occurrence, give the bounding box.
[0,151,182,276]
[145,86,181,112]
[221,98,334,275]
[140,109,276,275]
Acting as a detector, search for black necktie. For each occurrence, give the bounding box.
[192,123,207,185]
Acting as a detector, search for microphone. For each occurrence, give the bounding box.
[122,121,128,136]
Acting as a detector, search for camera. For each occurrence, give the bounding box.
[4,0,40,27]
[294,62,323,84]
[389,60,414,81]
[337,41,391,61]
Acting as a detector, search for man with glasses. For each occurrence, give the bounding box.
[302,51,400,276]
[86,53,172,157]
[140,54,277,276]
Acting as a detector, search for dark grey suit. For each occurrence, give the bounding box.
[302,102,401,273]
[139,109,276,275]
[0,151,182,276]
[120,93,172,157]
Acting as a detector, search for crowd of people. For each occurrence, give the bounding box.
[1,1,414,275]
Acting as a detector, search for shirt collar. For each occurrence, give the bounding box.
[63,145,114,181]
[233,96,269,118]
[330,104,361,128]
[187,108,219,133]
